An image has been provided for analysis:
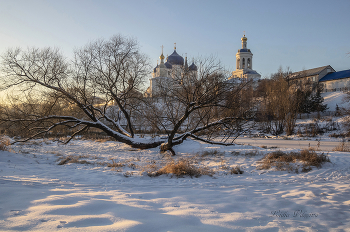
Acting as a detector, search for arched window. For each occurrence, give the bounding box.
[237,58,240,69]
[247,58,251,68]
[242,58,245,69]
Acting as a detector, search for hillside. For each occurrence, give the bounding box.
[322,91,350,111]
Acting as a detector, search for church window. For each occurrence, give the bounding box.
[242,58,245,69]
[247,58,251,68]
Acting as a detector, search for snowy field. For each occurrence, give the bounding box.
[1,138,350,231]
[1,92,349,231]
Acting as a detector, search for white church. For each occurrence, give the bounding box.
[229,34,261,80]
[144,44,197,97]
[145,34,260,97]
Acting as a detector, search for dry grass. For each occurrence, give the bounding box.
[57,155,92,165]
[128,163,137,169]
[200,150,224,157]
[123,171,134,177]
[139,158,165,175]
[148,158,214,178]
[333,140,350,152]
[232,150,261,157]
[257,149,330,173]
[107,159,125,168]
[230,166,244,174]
[260,146,278,149]
[0,136,11,151]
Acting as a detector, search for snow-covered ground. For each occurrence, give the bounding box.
[322,91,350,111]
[1,138,350,231]
[0,92,349,231]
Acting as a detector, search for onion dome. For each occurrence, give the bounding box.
[159,53,165,61]
[241,35,247,42]
[189,62,197,71]
[164,62,172,69]
[164,55,172,69]
[167,45,184,65]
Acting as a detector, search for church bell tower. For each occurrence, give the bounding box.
[236,34,253,70]
[230,33,261,80]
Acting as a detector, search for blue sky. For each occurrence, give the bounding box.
[0,0,349,78]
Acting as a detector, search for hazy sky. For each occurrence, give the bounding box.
[0,0,349,78]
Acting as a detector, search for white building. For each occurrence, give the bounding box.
[288,65,335,85]
[145,44,197,97]
[288,65,350,92]
[229,34,261,80]
[145,35,262,97]
[319,69,350,92]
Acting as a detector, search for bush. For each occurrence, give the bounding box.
[0,136,11,151]
[257,149,330,173]
[57,155,91,165]
[149,158,214,178]
[230,166,244,174]
[333,139,350,152]
[107,159,125,168]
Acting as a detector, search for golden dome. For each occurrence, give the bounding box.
[241,35,247,42]
[159,53,165,60]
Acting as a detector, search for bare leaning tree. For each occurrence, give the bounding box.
[139,57,253,154]
[0,35,252,154]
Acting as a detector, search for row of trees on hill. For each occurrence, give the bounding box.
[0,34,328,153]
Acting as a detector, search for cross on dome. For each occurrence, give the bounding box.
[159,45,165,61]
